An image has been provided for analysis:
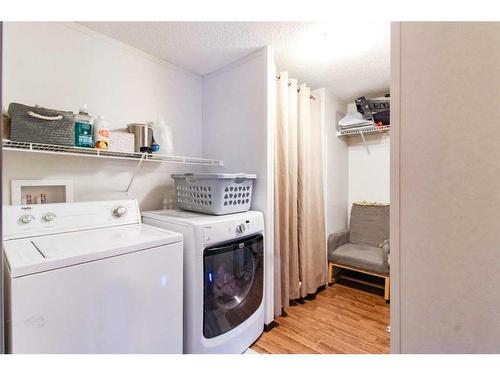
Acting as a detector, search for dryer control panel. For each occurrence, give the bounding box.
[202,212,263,245]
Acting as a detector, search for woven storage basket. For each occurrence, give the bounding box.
[172,173,256,215]
[8,103,75,146]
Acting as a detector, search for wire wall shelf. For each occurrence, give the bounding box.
[2,139,224,167]
[337,125,390,137]
[337,125,390,154]
[3,139,224,193]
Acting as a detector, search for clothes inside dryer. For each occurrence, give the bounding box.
[203,234,263,339]
[213,245,255,308]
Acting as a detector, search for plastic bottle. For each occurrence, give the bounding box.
[151,131,160,153]
[94,115,110,150]
[155,116,174,155]
[74,104,94,148]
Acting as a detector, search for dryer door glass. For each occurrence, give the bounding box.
[203,233,264,339]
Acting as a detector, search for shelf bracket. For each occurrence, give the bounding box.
[359,131,371,154]
[125,154,147,194]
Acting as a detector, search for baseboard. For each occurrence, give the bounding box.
[264,320,279,332]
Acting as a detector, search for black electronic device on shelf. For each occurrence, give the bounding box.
[355,95,390,125]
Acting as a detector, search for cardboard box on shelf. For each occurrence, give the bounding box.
[109,130,135,153]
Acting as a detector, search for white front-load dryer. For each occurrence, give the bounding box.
[142,209,265,354]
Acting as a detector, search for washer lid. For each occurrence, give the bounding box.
[3,224,182,277]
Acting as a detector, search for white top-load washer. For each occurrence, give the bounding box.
[142,209,265,354]
[3,200,183,354]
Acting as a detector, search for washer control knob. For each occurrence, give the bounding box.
[112,206,127,218]
[236,223,246,234]
[43,212,56,222]
[19,214,33,224]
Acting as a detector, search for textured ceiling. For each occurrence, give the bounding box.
[80,22,389,102]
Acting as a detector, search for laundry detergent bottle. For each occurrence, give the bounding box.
[74,104,94,148]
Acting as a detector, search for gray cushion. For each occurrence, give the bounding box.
[349,203,389,247]
[328,242,389,274]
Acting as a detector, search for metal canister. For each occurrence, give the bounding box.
[126,123,153,153]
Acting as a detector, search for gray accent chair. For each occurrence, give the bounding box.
[328,203,390,300]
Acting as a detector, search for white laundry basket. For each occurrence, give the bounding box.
[172,173,257,215]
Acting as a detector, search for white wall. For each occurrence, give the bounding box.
[392,22,500,353]
[313,88,349,235]
[347,133,390,210]
[202,47,275,324]
[2,22,207,210]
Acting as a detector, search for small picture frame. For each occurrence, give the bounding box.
[11,179,74,205]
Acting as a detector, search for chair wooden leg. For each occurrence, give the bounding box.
[328,262,334,285]
[384,275,390,301]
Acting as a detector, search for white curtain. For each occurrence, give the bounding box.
[274,72,326,316]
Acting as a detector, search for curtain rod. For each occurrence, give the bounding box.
[276,74,316,100]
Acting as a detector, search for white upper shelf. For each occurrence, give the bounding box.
[337,124,390,137]
[2,139,224,167]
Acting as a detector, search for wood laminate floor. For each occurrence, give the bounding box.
[251,283,390,354]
